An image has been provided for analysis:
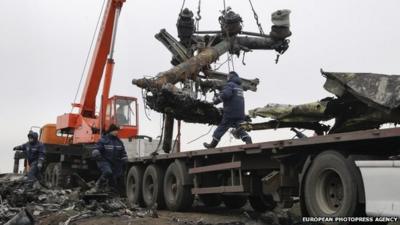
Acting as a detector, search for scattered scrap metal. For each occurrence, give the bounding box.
[0,173,156,225]
[0,173,321,225]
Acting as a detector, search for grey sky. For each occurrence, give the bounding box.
[0,0,399,173]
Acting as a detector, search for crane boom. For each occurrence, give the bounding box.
[79,0,125,118]
[56,0,138,144]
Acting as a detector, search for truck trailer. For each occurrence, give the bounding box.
[11,0,400,221]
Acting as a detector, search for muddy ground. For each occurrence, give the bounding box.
[36,203,301,225]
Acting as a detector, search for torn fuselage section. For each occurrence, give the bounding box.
[245,70,400,134]
[145,84,222,125]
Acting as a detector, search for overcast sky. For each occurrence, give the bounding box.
[0,0,399,173]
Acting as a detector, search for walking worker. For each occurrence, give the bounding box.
[13,131,45,183]
[92,124,128,192]
[204,71,252,148]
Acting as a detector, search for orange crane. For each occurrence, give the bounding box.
[55,0,138,144]
[13,0,140,186]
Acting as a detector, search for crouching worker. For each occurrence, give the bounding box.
[13,131,45,184]
[92,124,128,193]
[204,71,252,148]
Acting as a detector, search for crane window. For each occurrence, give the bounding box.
[115,98,136,126]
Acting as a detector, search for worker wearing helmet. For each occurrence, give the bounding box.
[13,131,46,183]
[204,71,253,148]
[92,124,128,193]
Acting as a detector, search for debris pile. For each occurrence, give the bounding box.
[0,174,157,225]
[0,173,317,225]
[172,218,245,225]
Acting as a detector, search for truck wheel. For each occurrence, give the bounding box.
[44,163,55,188]
[52,163,70,188]
[249,194,277,212]
[142,164,165,209]
[126,166,144,208]
[163,161,193,211]
[303,151,360,218]
[222,195,247,209]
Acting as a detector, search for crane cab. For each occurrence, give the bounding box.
[105,95,138,139]
[56,95,138,144]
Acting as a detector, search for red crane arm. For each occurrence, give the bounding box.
[79,0,125,118]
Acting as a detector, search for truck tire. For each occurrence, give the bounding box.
[44,163,55,188]
[222,195,247,209]
[126,166,145,207]
[51,163,71,188]
[249,194,277,212]
[163,161,194,211]
[303,151,361,218]
[142,164,165,209]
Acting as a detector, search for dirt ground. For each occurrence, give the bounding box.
[35,204,400,225]
[36,204,293,225]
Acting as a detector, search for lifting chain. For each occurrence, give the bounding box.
[223,0,226,12]
[248,0,264,35]
[195,0,202,30]
[180,0,186,12]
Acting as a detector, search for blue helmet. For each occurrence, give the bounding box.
[27,131,38,141]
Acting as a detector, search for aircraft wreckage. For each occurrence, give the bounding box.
[245,70,400,135]
[132,7,291,151]
[132,8,291,124]
[132,6,400,146]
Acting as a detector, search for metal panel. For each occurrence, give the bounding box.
[189,161,241,174]
[191,185,244,194]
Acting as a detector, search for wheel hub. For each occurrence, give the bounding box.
[316,169,344,214]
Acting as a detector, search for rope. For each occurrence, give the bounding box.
[226,53,235,72]
[214,57,230,71]
[248,0,264,35]
[229,54,235,71]
[71,0,107,113]
[187,125,214,144]
[141,89,152,121]
[226,53,231,72]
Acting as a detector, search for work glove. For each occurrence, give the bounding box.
[244,115,252,122]
[37,161,43,169]
[121,157,128,163]
[92,149,102,161]
[212,96,221,105]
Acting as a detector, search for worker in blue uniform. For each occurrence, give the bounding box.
[204,71,252,148]
[13,131,46,183]
[92,124,128,192]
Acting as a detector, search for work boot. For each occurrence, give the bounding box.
[90,177,107,193]
[243,136,253,144]
[24,180,34,190]
[203,139,219,149]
